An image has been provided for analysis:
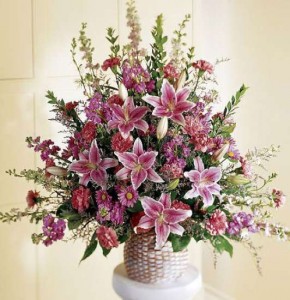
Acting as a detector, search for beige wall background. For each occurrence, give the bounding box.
[0,0,289,299]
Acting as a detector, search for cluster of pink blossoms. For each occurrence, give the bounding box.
[12,9,287,261]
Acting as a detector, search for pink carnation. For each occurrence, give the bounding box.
[192,60,214,74]
[240,156,252,179]
[111,132,133,152]
[96,226,119,249]
[205,210,228,236]
[171,200,191,211]
[163,62,180,79]
[107,94,124,107]
[81,121,96,144]
[26,190,40,208]
[101,57,120,71]
[72,186,91,213]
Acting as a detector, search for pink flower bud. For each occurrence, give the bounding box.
[156,117,168,140]
[46,166,67,176]
[212,143,230,162]
[118,83,128,100]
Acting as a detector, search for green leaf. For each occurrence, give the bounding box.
[127,200,143,213]
[101,246,111,257]
[211,236,233,257]
[170,234,191,252]
[80,232,98,263]
[67,215,83,230]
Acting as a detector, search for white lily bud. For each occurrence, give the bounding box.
[176,70,187,91]
[157,117,168,140]
[119,83,128,100]
[227,174,250,185]
[212,143,230,162]
[46,166,67,176]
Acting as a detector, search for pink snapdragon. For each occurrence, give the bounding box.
[69,140,118,188]
[115,138,164,190]
[137,193,192,249]
[184,157,222,207]
[108,97,149,139]
[143,79,194,126]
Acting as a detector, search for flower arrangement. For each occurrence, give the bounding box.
[1,0,288,267]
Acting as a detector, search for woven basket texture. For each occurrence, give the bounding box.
[124,231,189,284]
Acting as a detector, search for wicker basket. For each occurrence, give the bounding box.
[124,231,189,284]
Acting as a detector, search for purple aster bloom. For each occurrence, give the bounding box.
[95,190,112,206]
[42,215,66,247]
[118,186,139,207]
[227,138,240,160]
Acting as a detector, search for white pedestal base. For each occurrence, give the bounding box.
[112,263,202,300]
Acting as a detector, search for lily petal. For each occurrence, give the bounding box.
[184,170,200,184]
[207,183,221,195]
[118,122,134,139]
[169,223,185,236]
[176,87,190,103]
[201,167,222,184]
[69,160,91,174]
[100,158,118,169]
[159,193,171,209]
[184,186,199,199]
[143,95,161,107]
[134,119,149,133]
[110,104,125,120]
[155,221,170,249]
[163,208,192,224]
[161,79,176,107]
[141,196,164,219]
[130,106,149,122]
[198,186,214,206]
[133,138,144,156]
[171,113,185,126]
[79,173,91,186]
[174,100,194,114]
[147,168,164,183]
[138,151,157,170]
[108,119,119,130]
[152,107,170,118]
[89,140,101,164]
[90,168,107,188]
[131,168,147,190]
[114,152,138,169]
[194,156,204,172]
[115,167,131,180]
[137,215,155,229]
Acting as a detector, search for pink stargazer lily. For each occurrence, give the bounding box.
[115,138,164,190]
[137,193,192,249]
[69,140,118,188]
[143,79,194,126]
[108,97,149,139]
[184,157,222,207]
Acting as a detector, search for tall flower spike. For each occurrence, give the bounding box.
[108,97,149,139]
[143,79,194,126]
[115,138,164,190]
[184,156,222,207]
[69,140,118,188]
[137,193,192,249]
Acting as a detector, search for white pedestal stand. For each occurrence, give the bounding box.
[112,263,202,300]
